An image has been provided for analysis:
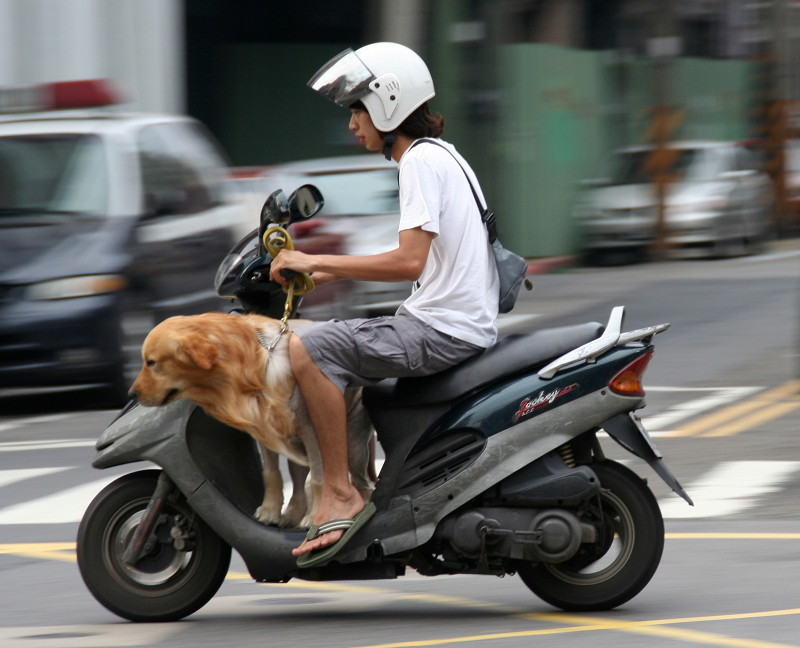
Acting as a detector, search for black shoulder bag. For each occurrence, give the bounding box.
[410,138,530,313]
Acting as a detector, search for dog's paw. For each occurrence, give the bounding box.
[279,511,306,528]
[298,512,315,529]
[279,501,308,528]
[254,505,282,526]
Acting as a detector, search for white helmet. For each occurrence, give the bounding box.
[308,42,435,132]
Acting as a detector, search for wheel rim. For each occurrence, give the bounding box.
[102,500,197,590]
[543,489,635,586]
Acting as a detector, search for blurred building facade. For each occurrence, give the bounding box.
[2,0,798,255]
[0,0,184,114]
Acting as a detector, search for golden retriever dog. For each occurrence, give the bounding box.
[129,311,374,528]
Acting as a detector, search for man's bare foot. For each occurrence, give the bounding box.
[292,490,365,557]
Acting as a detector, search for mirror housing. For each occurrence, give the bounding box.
[260,189,291,226]
[258,184,324,254]
[289,184,324,222]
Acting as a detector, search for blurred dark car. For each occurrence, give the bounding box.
[0,80,249,405]
[574,140,774,263]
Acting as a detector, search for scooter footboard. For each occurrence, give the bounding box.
[602,413,693,505]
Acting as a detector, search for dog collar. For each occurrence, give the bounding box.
[256,323,289,353]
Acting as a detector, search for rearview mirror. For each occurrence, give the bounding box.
[289,184,324,222]
[258,189,291,254]
[260,189,291,226]
[257,185,325,255]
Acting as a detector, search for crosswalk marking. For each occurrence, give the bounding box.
[641,386,760,434]
[0,439,96,452]
[0,414,75,434]
[0,460,797,524]
[658,461,800,519]
[0,475,120,525]
[0,467,70,489]
[678,380,800,438]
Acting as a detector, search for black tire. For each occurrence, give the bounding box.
[517,460,664,611]
[77,470,231,622]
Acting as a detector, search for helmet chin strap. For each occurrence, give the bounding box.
[382,131,397,161]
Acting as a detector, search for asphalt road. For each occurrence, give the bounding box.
[0,240,798,648]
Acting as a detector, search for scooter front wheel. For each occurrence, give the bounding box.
[517,459,664,611]
[77,470,231,622]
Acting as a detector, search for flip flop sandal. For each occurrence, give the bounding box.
[296,502,377,569]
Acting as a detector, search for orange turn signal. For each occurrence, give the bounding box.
[609,351,654,397]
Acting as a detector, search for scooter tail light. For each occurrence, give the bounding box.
[609,350,654,397]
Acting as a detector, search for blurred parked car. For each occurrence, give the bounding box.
[574,141,774,263]
[0,80,250,405]
[232,155,410,319]
[784,139,800,232]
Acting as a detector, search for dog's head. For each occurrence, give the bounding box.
[129,315,221,407]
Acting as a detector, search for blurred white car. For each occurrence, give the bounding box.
[233,155,410,319]
[574,141,774,262]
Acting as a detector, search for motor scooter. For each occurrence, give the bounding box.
[76,185,692,622]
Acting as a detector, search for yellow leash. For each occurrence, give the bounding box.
[262,226,315,326]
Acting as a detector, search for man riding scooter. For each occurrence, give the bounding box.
[269,42,500,566]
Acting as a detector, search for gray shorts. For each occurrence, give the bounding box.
[294,309,483,392]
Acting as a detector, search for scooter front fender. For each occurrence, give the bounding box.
[92,399,304,582]
[94,400,195,469]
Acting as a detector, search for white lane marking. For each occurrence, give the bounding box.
[0,467,70,489]
[658,461,800,519]
[641,386,761,432]
[0,439,96,452]
[0,414,75,434]
[0,624,181,647]
[0,475,122,525]
[1,460,797,524]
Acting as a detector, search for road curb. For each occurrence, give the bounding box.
[526,255,576,275]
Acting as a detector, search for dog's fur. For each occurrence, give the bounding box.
[129,312,374,528]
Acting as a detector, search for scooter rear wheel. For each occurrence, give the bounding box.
[77,470,231,622]
[517,459,664,611]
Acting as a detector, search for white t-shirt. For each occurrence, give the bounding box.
[397,138,499,348]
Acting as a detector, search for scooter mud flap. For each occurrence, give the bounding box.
[602,413,694,506]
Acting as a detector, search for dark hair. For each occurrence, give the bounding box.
[397,103,445,139]
[350,100,445,139]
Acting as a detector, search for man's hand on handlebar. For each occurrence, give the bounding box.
[269,249,315,287]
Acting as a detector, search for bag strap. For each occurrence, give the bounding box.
[409,138,498,243]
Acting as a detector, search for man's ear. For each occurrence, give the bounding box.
[176,333,218,370]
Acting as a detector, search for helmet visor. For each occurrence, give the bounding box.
[307,48,375,107]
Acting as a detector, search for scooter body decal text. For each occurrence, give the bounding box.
[513,383,579,422]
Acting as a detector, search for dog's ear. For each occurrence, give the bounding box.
[176,333,219,371]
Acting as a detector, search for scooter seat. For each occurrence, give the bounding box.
[364,321,604,408]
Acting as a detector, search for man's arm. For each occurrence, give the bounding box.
[269,227,434,286]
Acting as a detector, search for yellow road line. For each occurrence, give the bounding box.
[520,610,800,648]
[674,380,800,438]
[1,542,797,648]
[0,542,75,562]
[353,609,800,648]
[701,399,800,437]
